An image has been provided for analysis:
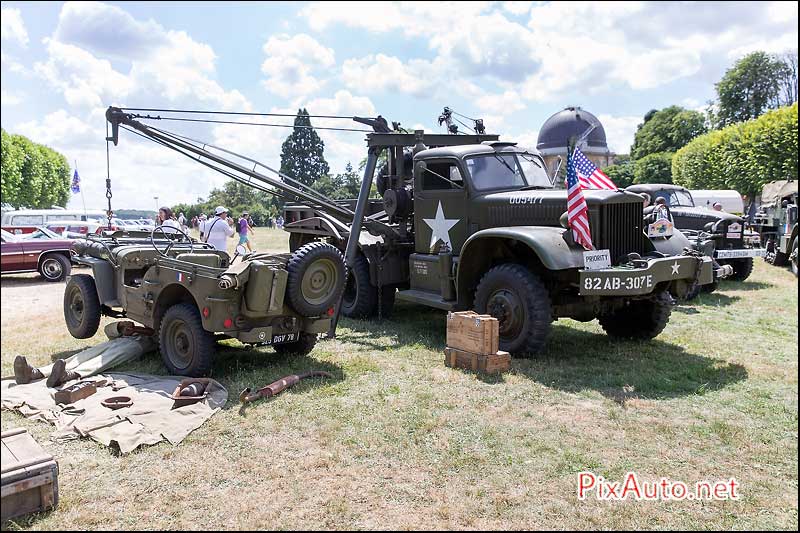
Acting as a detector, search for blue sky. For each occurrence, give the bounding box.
[1,1,797,210]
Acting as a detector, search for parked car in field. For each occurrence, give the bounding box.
[2,208,108,235]
[45,220,109,238]
[1,228,73,281]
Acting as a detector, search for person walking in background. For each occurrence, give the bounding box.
[237,211,254,252]
[177,212,187,231]
[276,215,284,229]
[712,202,724,212]
[202,206,235,252]
[157,207,181,233]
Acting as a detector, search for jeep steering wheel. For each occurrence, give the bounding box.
[150,226,194,257]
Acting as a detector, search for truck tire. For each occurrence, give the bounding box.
[473,264,552,357]
[273,332,317,356]
[599,291,672,340]
[39,253,71,282]
[159,303,215,377]
[791,237,798,277]
[341,253,378,318]
[286,242,346,316]
[63,274,102,339]
[727,257,754,281]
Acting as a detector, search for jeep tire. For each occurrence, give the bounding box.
[286,242,345,316]
[599,291,672,339]
[473,264,552,357]
[40,253,71,282]
[273,332,317,356]
[159,303,215,377]
[64,274,102,339]
[791,236,798,277]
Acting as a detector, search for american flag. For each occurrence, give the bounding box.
[566,151,594,250]
[573,148,616,190]
[70,169,81,194]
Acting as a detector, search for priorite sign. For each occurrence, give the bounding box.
[583,249,611,270]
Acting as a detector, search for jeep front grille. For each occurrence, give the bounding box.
[588,202,646,264]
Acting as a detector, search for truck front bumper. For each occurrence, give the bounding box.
[579,255,713,296]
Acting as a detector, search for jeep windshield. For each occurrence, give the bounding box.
[465,152,552,191]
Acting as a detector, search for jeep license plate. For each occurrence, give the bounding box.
[268,332,298,345]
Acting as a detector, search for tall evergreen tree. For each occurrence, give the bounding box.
[279,109,329,189]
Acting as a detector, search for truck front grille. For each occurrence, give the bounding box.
[589,202,646,264]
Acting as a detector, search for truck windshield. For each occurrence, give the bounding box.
[465,152,552,191]
[666,190,695,207]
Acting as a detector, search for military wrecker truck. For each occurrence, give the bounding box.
[627,184,764,283]
[284,131,715,356]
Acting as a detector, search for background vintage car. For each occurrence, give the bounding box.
[0,228,74,282]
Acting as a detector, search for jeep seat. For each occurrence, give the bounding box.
[175,252,224,268]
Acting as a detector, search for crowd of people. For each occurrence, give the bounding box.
[150,207,287,253]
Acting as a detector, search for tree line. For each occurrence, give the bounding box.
[1,129,71,209]
[603,50,798,190]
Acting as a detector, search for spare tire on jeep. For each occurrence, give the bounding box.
[286,242,346,316]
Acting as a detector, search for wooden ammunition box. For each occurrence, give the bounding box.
[446,311,499,355]
[54,381,97,405]
[1,428,59,521]
[444,347,511,374]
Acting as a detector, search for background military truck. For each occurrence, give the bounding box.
[285,133,714,356]
[65,221,345,377]
[627,184,762,282]
[751,179,798,276]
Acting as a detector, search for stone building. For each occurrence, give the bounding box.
[536,107,615,184]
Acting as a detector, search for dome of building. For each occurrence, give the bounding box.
[536,106,608,153]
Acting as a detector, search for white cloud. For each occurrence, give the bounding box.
[15,110,96,148]
[502,1,533,16]
[596,114,641,155]
[341,54,440,97]
[1,7,29,46]
[0,51,27,74]
[261,33,335,100]
[1,89,23,106]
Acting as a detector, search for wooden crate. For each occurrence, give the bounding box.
[1,428,59,522]
[444,346,511,374]
[446,311,499,355]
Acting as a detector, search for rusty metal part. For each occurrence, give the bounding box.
[54,381,98,405]
[101,396,133,410]
[171,378,210,408]
[239,371,332,405]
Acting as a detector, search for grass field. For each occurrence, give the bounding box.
[1,227,797,530]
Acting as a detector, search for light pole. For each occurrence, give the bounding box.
[154,196,159,218]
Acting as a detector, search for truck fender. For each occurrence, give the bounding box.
[456,227,584,306]
[153,283,201,331]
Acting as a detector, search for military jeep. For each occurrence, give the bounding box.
[64,228,345,377]
[627,184,764,282]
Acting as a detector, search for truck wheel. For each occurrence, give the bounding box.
[273,332,317,356]
[286,242,346,316]
[39,253,71,282]
[341,253,378,318]
[599,291,672,340]
[791,237,798,277]
[63,274,102,339]
[159,303,214,377]
[728,257,754,281]
[473,264,552,357]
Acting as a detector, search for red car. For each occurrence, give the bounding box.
[1,228,73,282]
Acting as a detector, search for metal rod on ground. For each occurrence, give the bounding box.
[326,147,381,339]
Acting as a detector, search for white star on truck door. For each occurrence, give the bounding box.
[423,201,459,251]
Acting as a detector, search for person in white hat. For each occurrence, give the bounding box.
[201,206,235,252]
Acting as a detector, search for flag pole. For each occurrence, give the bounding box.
[75,160,87,218]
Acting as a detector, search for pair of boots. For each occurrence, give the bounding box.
[13,356,80,388]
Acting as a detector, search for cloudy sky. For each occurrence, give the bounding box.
[1,1,797,210]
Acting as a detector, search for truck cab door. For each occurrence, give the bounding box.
[413,158,469,255]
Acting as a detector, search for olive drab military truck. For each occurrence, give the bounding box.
[65,229,345,377]
[751,179,798,276]
[284,131,716,356]
[627,184,765,282]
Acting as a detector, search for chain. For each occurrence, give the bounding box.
[105,121,113,229]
